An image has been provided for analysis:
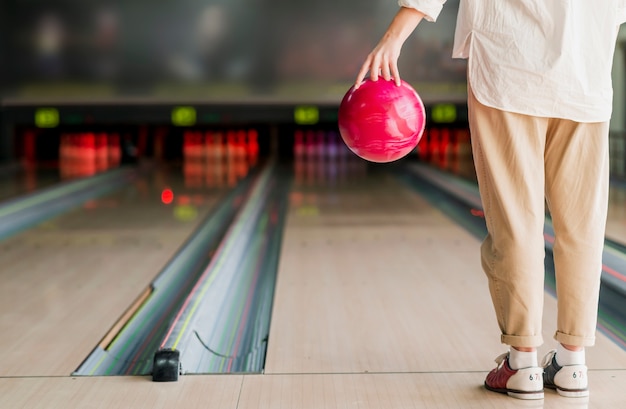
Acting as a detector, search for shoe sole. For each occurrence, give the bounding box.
[556,388,589,398]
[508,391,545,400]
[484,382,545,400]
[545,384,589,398]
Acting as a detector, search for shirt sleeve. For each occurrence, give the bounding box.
[398,0,447,22]
[619,0,626,24]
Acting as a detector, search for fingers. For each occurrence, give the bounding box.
[382,54,401,85]
[354,56,372,89]
[370,54,381,82]
[380,62,392,82]
[354,48,401,88]
[391,64,401,86]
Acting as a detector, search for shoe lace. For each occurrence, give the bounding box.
[494,352,508,367]
[541,349,557,368]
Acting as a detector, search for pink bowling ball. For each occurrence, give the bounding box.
[338,78,426,163]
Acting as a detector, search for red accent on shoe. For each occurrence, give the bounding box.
[485,357,518,393]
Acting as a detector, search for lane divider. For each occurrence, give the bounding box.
[0,168,137,240]
[73,165,261,377]
[153,162,290,380]
[99,286,153,350]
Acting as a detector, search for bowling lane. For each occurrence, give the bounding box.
[606,181,626,245]
[265,160,626,376]
[0,163,244,377]
[0,166,63,202]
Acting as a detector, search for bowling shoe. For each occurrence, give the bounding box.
[542,349,589,398]
[484,352,544,400]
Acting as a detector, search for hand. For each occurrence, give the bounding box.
[355,35,403,89]
[353,7,425,89]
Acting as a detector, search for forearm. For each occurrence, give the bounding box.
[382,7,425,45]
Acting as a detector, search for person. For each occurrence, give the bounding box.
[355,0,626,400]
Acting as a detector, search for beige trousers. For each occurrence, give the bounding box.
[468,87,609,348]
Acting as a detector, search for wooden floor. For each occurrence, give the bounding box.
[1,372,625,409]
[1,164,625,408]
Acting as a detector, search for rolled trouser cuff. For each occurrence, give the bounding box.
[501,334,544,348]
[554,331,595,348]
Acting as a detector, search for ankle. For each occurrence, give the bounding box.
[512,346,536,353]
[556,343,585,366]
[561,343,583,352]
[509,347,538,369]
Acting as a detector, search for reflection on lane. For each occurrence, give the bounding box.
[607,181,626,246]
[0,166,61,202]
[182,129,259,188]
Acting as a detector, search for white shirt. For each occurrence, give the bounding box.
[399,0,626,122]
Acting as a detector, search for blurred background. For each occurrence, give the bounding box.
[0,0,466,102]
[1,0,626,174]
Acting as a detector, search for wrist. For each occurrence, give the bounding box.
[389,6,425,41]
